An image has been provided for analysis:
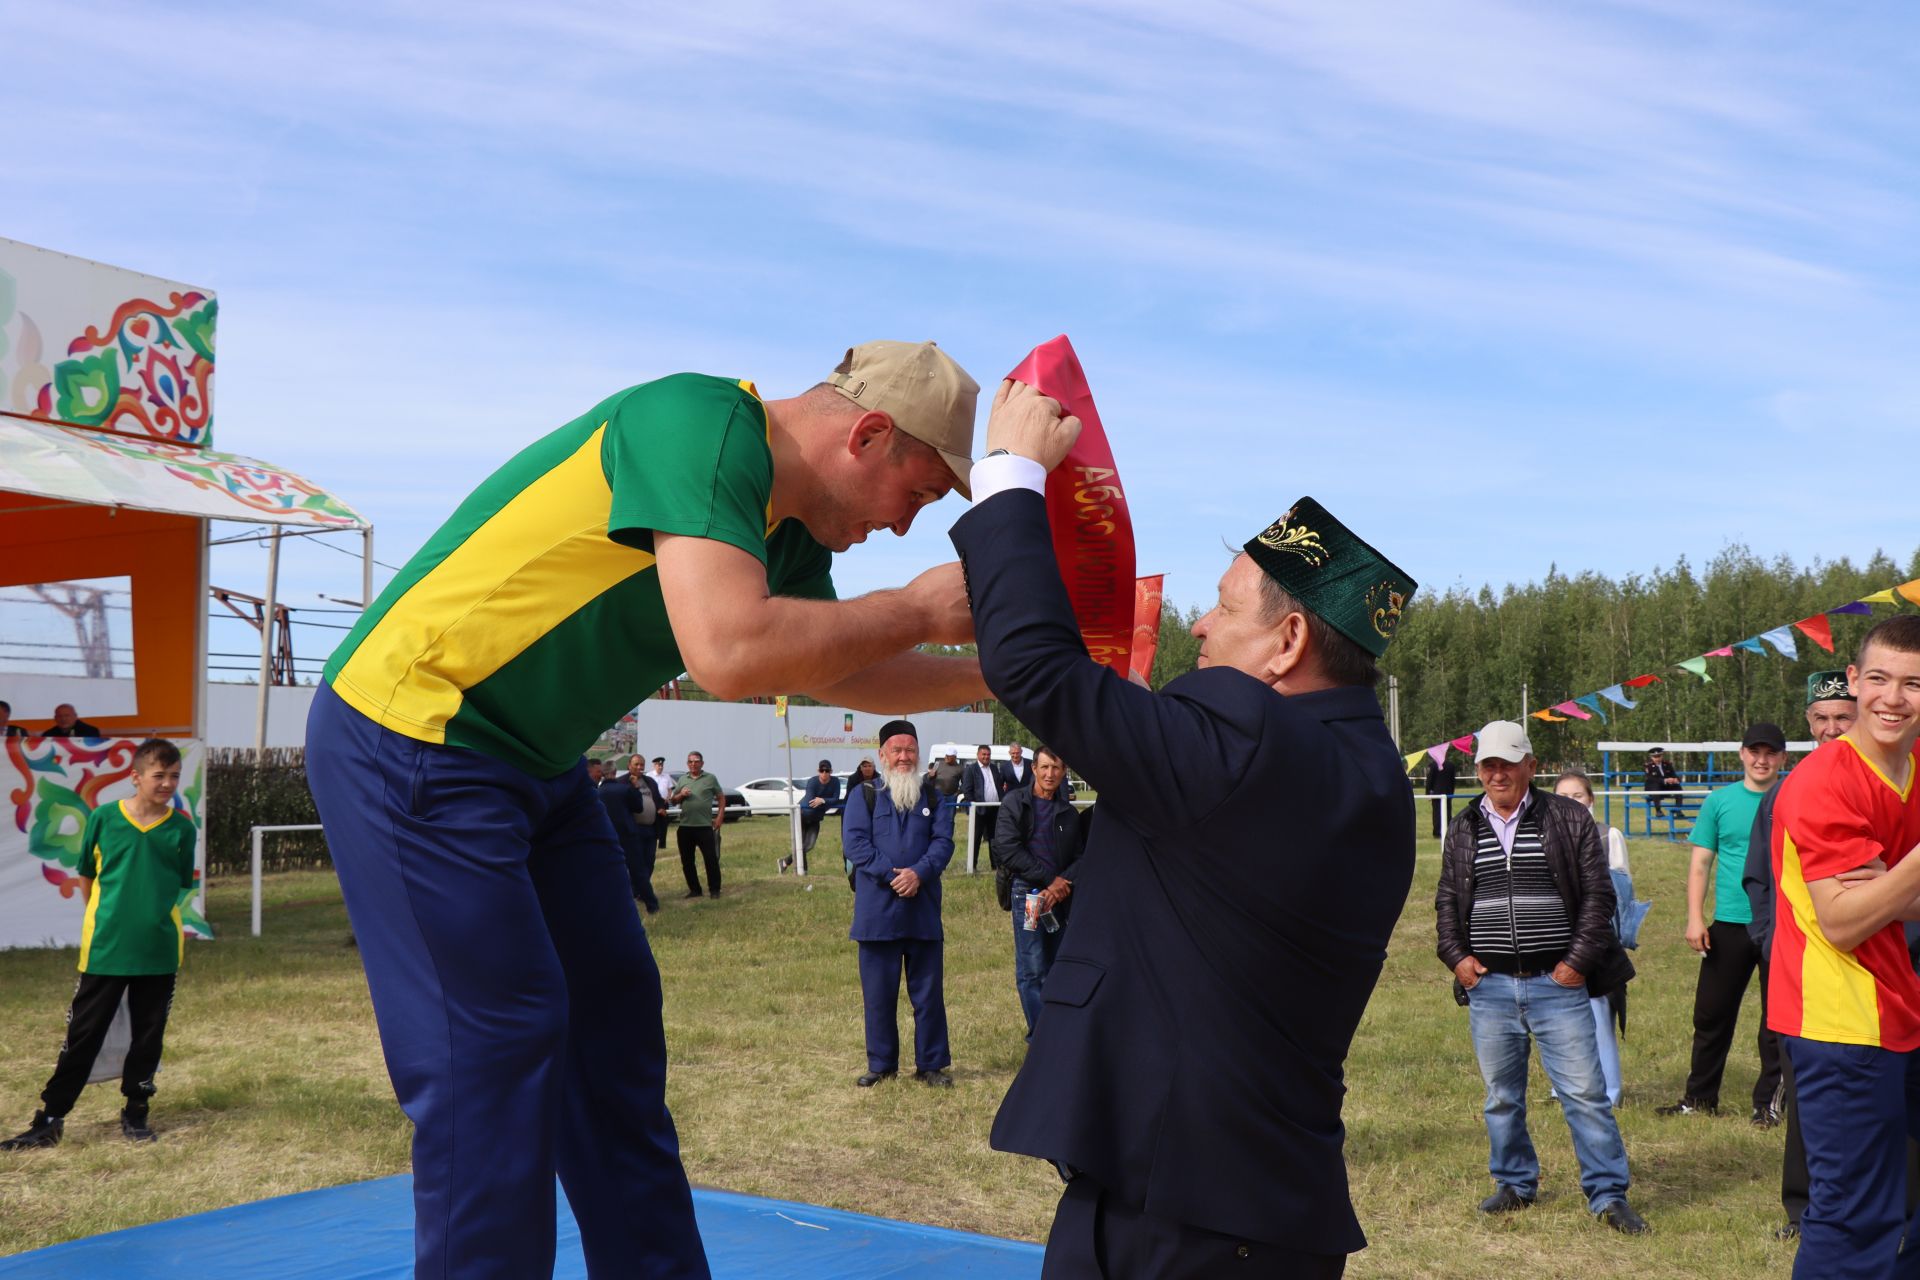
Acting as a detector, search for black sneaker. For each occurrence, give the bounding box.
[1751,1105,1781,1129]
[914,1069,954,1088]
[684,890,704,900]
[1478,1186,1534,1214]
[1655,1096,1717,1117]
[1597,1199,1650,1235]
[1773,1222,1800,1241]
[120,1105,157,1144]
[0,1110,64,1150]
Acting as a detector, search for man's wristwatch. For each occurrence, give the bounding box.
[985,448,1011,458]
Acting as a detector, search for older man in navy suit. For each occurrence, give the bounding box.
[952,382,1419,1278]
[843,718,956,1088]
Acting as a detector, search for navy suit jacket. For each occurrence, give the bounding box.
[843,779,953,942]
[596,777,650,840]
[953,488,1416,1254]
[802,774,843,813]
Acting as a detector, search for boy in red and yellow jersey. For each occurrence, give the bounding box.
[1768,616,1920,1280]
[2,739,197,1150]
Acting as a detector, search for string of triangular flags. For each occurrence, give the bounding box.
[1401,578,1920,774]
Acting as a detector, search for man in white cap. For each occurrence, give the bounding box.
[1434,721,1647,1234]
[306,341,989,1279]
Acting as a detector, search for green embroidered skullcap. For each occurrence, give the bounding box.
[1806,670,1854,706]
[1243,496,1418,658]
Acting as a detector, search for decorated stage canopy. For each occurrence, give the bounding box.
[2,237,361,950]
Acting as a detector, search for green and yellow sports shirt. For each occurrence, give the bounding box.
[324,374,836,777]
[78,801,198,975]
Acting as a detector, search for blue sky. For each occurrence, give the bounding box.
[8,1,1919,676]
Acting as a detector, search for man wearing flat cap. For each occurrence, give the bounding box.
[1658,720,1788,1124]
[1436,721,1647,1235]
[307,341,989,1277]
[1742,672,1859,1241]
[953,383,1421,1276]
[842,718,955,1088]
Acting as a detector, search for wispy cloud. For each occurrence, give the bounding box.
[8,0,1918,614]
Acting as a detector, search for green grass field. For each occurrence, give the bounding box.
[1,820,1801,1277]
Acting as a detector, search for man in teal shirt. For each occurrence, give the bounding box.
[1658,721,1788,1124]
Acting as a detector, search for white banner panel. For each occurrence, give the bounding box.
[0,736,208,951]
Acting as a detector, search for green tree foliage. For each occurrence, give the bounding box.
[1378,544,1920,766]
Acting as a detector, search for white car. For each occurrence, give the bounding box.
[736,776,809,814]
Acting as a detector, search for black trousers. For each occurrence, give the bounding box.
[1684,919,1782,1110]
[41,972,177,1116]
[1779,1039,1810,1225]
[1041,1178,1344,1279]
[970,802,1001,863]
[677,825,720,894]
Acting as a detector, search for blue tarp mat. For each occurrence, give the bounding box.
[0,1175,1043,1278]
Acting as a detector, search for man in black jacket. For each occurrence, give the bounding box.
[1645,748,1684,816]
[959,745,1010,867]
[597,757,660,913]
[1741,671,1857,1241]
[1424,752,1458,839]
[1436,720,1646,1234]
[955,380,1418,1279]
[992,746,1084,1037]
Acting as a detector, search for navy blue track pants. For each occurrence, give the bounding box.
[307,683,708,1279]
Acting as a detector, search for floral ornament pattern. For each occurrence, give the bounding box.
[1368,580,1407,640]
[78,433,362,526]
[30,292,216,446]
[1253,509,1330,567]
[2,736,211,941]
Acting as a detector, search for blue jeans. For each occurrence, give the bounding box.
[1466,972,1630,1211]
[1012,877,1066,1037]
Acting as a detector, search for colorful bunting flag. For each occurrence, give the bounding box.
[1403,750,1425,775]
[1794,614,1836,652]
[1413,585,1899,772]
[1899,580,1920,607]
[1598,684,1637,710]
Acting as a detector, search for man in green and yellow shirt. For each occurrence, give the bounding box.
[3,738,196,1150]
[306,340,1003,1279]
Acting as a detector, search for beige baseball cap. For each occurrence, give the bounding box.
[826,341,980,499]
[1474,721,1535,763]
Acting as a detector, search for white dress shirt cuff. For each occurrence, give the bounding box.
[969,453,1047,503]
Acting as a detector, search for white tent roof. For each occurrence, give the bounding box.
[0,417,365,527]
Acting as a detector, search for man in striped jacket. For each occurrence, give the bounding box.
[1435,720,1648,1235]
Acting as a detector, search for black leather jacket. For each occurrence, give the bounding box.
[992,786,1085,887]
[1435,788,1634,999]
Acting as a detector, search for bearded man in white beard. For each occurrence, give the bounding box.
[842,718,957,1087]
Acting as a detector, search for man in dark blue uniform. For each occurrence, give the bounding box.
[951,381,1419,1278]
[842,719,956,1088]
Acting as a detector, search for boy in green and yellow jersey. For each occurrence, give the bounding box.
[3,739,197,1149]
